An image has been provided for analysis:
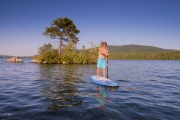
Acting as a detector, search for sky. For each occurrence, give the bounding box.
[0,0,180,56]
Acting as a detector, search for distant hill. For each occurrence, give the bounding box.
[0,55,13,58]
[0,55,32,58]
[107,45,179,53]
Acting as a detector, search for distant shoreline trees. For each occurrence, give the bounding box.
[109,52,180,60]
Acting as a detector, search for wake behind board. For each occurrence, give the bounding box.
[90,75,119,86]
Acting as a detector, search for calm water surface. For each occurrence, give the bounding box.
[0,58,180,120]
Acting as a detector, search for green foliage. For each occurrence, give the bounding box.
[63,41,76,54]
[38,43,53,54]
[34,43,57,63]
[37,50,58,63]
[35,42,99,64]
[109,51,180,60]
[43,50,58,63]
[43,17,80,54]
[59,41,98,64]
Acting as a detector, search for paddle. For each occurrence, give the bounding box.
[106,56,108,79]
[107,65,108,79]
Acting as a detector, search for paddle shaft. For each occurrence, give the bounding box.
[106,57,108,78]
[107,65,108,78]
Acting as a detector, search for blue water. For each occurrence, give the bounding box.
[0,58,180,120]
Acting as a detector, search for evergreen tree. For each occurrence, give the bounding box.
[43,17,80,54]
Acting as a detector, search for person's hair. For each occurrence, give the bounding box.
[102,42,107,46]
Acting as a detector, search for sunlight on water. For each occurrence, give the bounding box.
[0,58,180,120]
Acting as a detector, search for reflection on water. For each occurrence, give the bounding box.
[38,64,83,111]
[37,63,120,112]
[95,86,109,112]
[95,86,119,112]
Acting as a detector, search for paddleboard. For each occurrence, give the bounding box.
[90,75,119,86]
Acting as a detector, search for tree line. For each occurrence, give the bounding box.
[108,52,180,60]
[34,42,180,64]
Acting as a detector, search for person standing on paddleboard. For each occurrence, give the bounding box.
[96,42,109,79]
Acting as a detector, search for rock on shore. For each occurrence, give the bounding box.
[6,56,23,63]
[30,59,41,63]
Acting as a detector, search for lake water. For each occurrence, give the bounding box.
[0,58,180,120]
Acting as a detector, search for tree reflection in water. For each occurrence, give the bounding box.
[38,64,83,111]
[95,85,119,112]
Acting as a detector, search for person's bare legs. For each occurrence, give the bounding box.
[96,68,100,78]
[103,68,106,79]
